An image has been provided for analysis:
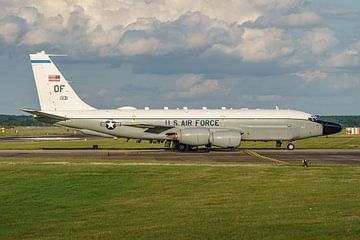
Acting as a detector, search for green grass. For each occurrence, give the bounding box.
[0,158,360,239]
[0,126,76,137]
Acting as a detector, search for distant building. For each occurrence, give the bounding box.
[0,126,15,130]
[346,128,360,135]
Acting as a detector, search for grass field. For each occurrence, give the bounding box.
[1,129,360,150]
[0,127,77,137]
[1,127,360,239]
[0,158,360,240]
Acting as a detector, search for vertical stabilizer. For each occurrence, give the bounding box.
[30,51,95,111]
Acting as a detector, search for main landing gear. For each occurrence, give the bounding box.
[174,143,189,151]
[173,142,197,152]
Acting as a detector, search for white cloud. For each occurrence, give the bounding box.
[300,28,338,55]
[167,74,221,99]
[252,11,321,27]
[213,27,293,61]
[22,28,49,45]
[321,41,360,68]
[291,70,328,82]
[0,0,351,79]
[277,11,321,26]
[0,0,294,31]
[0,0,307,56]
[0,17,25,43]
[117,38,162,56]
[17,7,40,25]
[176,75,203,89]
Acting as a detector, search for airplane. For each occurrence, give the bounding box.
[22,51,342,151]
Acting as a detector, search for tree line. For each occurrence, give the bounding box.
[0,115,50,127]
[319,116,360,128]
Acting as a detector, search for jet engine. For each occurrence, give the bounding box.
[210,130,241,148]
[177,128,241,148]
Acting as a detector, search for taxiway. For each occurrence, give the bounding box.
[0,149,359,165]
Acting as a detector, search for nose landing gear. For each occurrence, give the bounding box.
[287,143,295,150]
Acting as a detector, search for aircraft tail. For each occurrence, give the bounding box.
[29,51,95,111]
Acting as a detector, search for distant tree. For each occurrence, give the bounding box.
[0,115,50,126]
[319,116,360,128]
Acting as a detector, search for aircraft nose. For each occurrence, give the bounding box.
[321,121,342,135]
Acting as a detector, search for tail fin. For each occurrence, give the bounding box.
[29,51,95,111]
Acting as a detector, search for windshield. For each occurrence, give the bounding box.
[308,115,319,121]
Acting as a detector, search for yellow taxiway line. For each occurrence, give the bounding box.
[244,150,287,164]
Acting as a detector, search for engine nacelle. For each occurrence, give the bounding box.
[210,131,241,148]
[177,128,241,148]
[178,128,210,145]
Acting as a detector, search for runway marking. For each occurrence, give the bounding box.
[0,161,272,168]
[244,150,287,164]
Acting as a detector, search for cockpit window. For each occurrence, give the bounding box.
[308,115,319,121]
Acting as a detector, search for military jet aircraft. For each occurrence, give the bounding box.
[22,51,341,151]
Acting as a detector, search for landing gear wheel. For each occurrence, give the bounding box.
[287,143,295,150]
[276,141,282,148]
[176,143,189,152]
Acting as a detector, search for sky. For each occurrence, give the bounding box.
[0,0,359,115]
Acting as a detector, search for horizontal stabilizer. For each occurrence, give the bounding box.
[21,108,67,122]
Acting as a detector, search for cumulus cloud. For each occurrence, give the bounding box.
[300,28,338,55]
[118,37,162,56]
[166,74,222,99]
[211,27,293,61]
[321,41,360,68]
[249,11,321,27]
[0,1,350,81]
[0,0,320,61]
[276,11,322,26]
[0,16,26,43]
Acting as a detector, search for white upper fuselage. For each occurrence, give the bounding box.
[46,108,312,120]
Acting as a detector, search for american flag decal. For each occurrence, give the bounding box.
[48,75,60,82]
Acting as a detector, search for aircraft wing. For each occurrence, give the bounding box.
[121,123,174,134]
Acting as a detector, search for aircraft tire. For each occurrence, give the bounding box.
[176,143,189,152]
[287,143,295,150]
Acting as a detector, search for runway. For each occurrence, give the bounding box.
[1,149,360,165]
